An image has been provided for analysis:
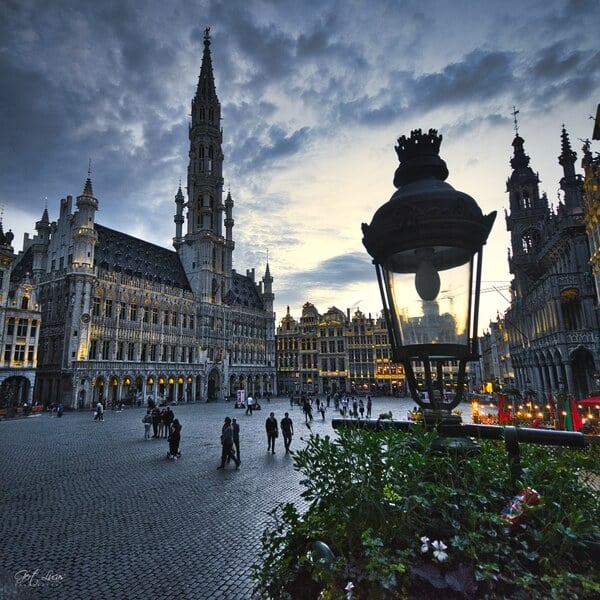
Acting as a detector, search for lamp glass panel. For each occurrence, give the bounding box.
[384,260,471,346]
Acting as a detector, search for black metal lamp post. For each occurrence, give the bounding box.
[362,129,496,416]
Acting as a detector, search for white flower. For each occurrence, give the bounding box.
[344,581,355,599]
[432,540,448,562]
[420,535,430,553]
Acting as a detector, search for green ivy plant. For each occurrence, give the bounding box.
[252,427,600,599]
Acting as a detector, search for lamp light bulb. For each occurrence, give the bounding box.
[415,252,440,301]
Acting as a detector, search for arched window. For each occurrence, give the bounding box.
[21,296,29,310]
[208,146,213,174]
[521,229,540,254]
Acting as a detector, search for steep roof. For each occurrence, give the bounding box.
[94,224,191,289]
[228,271,264,310]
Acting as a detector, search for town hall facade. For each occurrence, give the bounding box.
[10,29,276,409]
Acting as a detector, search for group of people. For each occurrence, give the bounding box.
[217,410,295,470]
[338,395,372,418]
[142,405,182,459]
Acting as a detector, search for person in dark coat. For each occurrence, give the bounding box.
[168,419,182,459]
[280,412,294,454]
[232,418,240,462]
[265,412,278,454]
[218,417,240,469]
[163,407,174,438]
[151,406,161,438]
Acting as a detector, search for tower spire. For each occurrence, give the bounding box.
[195,27,218,103]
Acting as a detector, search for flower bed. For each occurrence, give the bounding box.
[253,427,600,599]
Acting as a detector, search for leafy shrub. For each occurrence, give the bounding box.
[252,427,600,599]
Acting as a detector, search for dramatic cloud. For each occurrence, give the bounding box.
[1,0,598,330]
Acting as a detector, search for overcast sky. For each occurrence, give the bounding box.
[1,0,599,332]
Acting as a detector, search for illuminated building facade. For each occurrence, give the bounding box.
[0,225,41,411]
[504,124,600,399]
[10,30,276,409]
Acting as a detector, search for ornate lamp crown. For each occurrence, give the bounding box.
[395,128,442,162]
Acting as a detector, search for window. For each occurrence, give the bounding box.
[6,318,14,336]
[21,296,29,309]
[116,341,124,361]
[152,308,158,325]
[172,311,178,326]
[141,344,147,362]
[143,306,150,323]
[130,304,138,321]
[150,344,157,361]
[27,346,35,364]
[127,342,135,361]
[16,319,28,337]
[93,297,101,317]
[163,310,169,325]
[119,302,127,320]
[4,344,12,362]
[14,344,25,362]
[102,340,110,359]
[105,299,113,318]
[89,340,98,360]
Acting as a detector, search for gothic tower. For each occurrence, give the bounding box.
[70,175,98,362]
[177,27,233,304]
[505,130,549,298]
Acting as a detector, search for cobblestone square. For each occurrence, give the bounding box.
[1,396,421,599]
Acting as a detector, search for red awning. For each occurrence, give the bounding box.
[576,397,600,406]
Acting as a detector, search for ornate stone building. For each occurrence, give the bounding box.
[0,224,41,411]
[11,29,276,409]
[582,105,600,314]
[276,303,406,397]
[504,124,600,399]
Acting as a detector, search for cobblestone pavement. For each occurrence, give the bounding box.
[0,396,444,600]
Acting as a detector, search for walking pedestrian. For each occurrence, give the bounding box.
[366,395,372,418]
[142,410,152,439]
[168,419,182,459]
[318,400,326,420]
[359,398,365,418]
[245,395,254,415]
[95,401,104,421]
[266,412,278,454]
[303,397,313,424]
[218,417,240,469]
[281,412,294,453]
[232,417,240,462]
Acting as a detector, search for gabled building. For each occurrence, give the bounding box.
[11,29,276,409]
[504,124,599,399]
[0,224,41,412]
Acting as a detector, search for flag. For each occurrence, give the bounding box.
[563,395,583,432]
[497,394,510,423]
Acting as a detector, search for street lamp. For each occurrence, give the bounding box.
[362,129,496,415]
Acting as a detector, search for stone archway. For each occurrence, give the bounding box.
[570,346,595,399]
[207,368,221,401]
[0,376,30,410]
